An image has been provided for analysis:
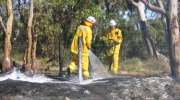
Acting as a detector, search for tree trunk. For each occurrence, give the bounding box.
[2,0,13,72]
[105,0,110,14]
[137,1,158,57]
[25,0,33,72]
[166,0,180,80]
[59,39,64,76]
[139,0,180,80]
[154,0,169,61]
[32,34,38,73]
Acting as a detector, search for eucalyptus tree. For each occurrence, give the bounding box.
[127,0,159,58]
[30,0,43,73]
[139,0,180,80]
[0,0,13,72]
[24,0,34,73]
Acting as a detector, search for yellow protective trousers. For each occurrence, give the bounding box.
[110,53,119,73]
[108,43,121,73]
[69,53,90,78]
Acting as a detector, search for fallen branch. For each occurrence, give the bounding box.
[156,51,169,62]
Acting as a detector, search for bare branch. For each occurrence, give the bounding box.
[139,0,167,16]
[127,0,139,7]
[156,0,165,9]
[0,16,7,33]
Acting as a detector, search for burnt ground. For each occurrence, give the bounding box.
[0,75,180,100]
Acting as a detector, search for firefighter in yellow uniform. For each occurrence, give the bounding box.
[68,16,96,78]
[102,20,123,74]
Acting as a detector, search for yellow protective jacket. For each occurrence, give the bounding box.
[71,25,92,55]
[103,28,123,55]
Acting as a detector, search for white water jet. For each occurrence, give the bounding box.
[0,68,109,84]
[0,68,55,83]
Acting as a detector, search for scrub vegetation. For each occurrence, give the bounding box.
[120,57,170,76]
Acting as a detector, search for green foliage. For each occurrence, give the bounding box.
[0,32,3,46]
[24,0,104,57]
[0,0,5,4]
[148,18,167,45]
[0,0,169,68]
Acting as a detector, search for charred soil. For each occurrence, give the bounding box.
[0,75,180,100]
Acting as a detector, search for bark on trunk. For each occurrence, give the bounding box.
[32,34,38,73]
[3,33,13,72]
[59,40,64,76]
[25,0,33,72]
[23,49,27,66]
[105,0,110,14]
[137,1,158,57]
[1,0,13,72]
[140,20,158,57]
[166,0,180,80]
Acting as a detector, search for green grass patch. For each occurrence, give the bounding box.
[121,58,143,72]
[12,53,24,61]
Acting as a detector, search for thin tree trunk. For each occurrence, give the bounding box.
[48,34,55,56]
[25,0,33,72]
[166,0,180,80]
[23,49,27,65]
[59,39,64,76]
[138,2,158,57]
[32,34,38,73]
[139,20,158,57]
[155,0,169,61]
[1,0,13,72]
[129,1,158,57]
[105,0,110,14]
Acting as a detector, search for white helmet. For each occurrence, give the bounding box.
[86,16,96,24]
[109,19,117,26]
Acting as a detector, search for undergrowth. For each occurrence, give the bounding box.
[120,57,170,76]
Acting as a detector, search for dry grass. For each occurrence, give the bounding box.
[40,57,171,77]
[4,53,171,77]
[120,57,171,76]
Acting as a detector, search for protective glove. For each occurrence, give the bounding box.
[114,40,119,45]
